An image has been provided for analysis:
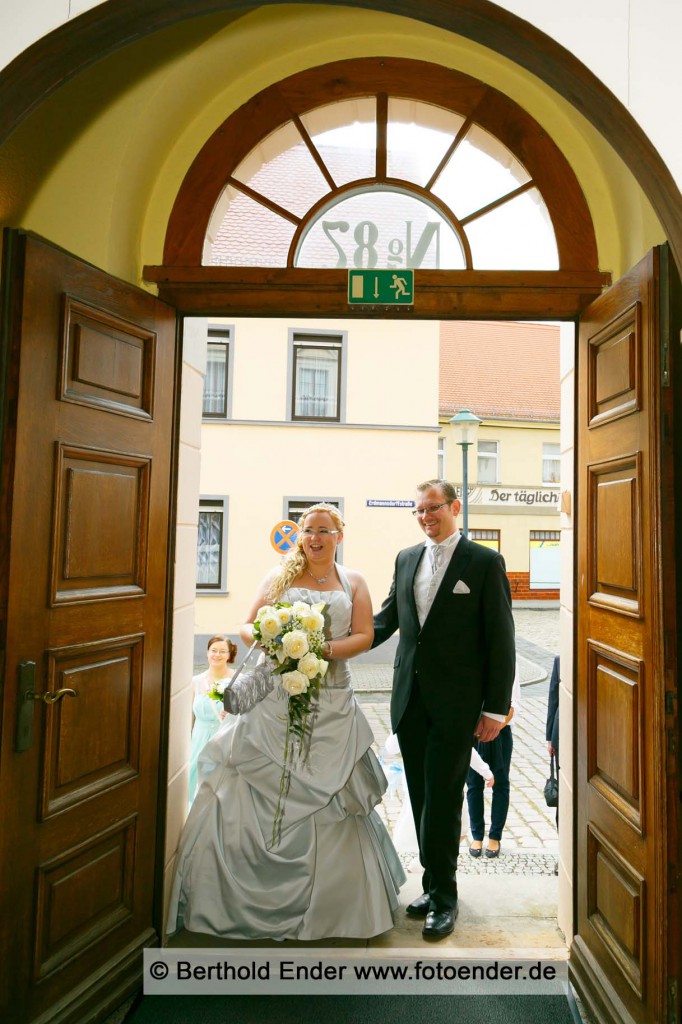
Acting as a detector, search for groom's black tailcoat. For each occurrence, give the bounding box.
[373,534,516,908]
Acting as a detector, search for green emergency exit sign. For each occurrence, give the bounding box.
[347,269,414,305]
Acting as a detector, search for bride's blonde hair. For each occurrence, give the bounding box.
[267,503,345,601]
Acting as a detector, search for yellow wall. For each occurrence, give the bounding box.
[198,423,439,633]
[196,314,440,633]
[440,420,561,572]
[194,314,560,639]
[475,422,560,488]
[226,317,437,426]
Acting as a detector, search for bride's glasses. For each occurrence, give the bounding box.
[300,528,340,536]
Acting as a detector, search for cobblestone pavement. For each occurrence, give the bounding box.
[512,608,560,689]
[512,608,560,652]
[358,607,561,876]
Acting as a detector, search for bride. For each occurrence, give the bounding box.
[166,502,405,940]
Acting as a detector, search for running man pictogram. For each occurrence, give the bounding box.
[390,274,411,299]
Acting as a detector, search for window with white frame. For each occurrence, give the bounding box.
[542,443,561,484]
[477,440,499,484]
[438,437,446,480]
[196,497,228,591]
[291,333,343,421]
[287,498,341,524]
[529,530,560,589]
[469,528,501,551]
[202,328,232,418]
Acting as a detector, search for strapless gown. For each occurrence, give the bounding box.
[167,583,406,940]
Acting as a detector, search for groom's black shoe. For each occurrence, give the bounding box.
[405,893,431,917]
[422,903,458,940]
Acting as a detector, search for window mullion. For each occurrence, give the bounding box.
[293,113,338,191]
[376,93,388,181]
[460,179,536,228]
[424,113,474,193]
[226,175,301,225]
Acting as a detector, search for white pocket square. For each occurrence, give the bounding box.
[453,580,470,594]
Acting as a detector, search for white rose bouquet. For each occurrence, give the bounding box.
[252,599,329,844]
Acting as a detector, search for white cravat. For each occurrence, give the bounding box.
[414,532,460,626]
[430,544,443,574]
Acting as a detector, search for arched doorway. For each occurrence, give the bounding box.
[0,8,675,1024]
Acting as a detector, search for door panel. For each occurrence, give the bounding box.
[51,445,151,602]
[59,296,157,418]
[570,248,679,1024]
[0,231,177,1024]
[40,634,144,818]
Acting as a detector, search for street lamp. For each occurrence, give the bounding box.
[450,408,482,537]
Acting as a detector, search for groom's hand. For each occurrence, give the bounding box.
[474,715,503,742]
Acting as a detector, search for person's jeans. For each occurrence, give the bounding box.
[466,726,513,842]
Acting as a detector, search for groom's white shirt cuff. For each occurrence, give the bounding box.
[482,711,506,722]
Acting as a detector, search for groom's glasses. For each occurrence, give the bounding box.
[300,528,340,536]
[412,502,450,517]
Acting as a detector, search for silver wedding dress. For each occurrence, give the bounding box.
[167,571,405,940]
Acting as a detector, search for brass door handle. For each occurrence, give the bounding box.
[25,688,78,704]
[16,662,79,752]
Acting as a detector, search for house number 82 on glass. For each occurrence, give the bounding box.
[321,220,441,269]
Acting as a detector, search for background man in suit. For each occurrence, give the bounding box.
[373,479,516,938]
[546,654,560,832]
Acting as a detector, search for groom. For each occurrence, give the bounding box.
[373,479,515,939]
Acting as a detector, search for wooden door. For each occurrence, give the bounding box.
[570,248,680,1023]
[0,232,177,1024]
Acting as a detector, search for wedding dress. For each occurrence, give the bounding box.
[167,569,405,940]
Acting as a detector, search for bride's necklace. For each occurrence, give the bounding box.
[306,566,334,584]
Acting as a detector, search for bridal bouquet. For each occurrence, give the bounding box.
[206,678,230,703]
[252,599,329,844]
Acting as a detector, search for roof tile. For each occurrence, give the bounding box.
[440,321,560,421]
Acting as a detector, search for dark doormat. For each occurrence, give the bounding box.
[125,993,577,1024]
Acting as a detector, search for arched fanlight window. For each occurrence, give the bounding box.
[205,95,558,271]
[163,59,598,276]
